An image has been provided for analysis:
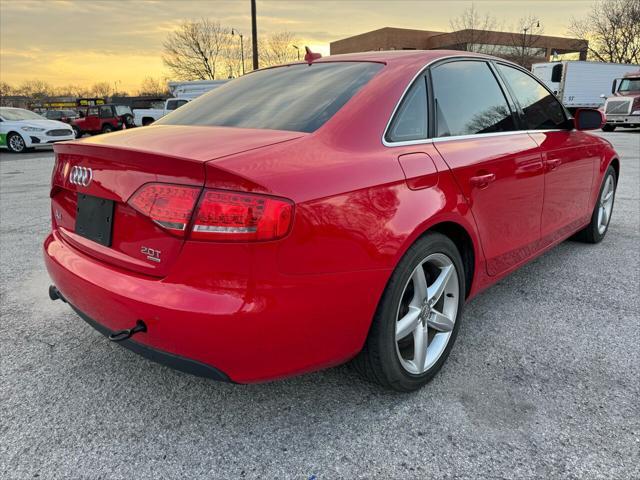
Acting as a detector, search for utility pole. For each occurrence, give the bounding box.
[251,0,258,70]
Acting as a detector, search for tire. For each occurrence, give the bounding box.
[7,132,27,153]
[352,232,466,391]
[601,124,616,132]
[101,124,114,134]
[573,166,617,244]
[142,118,154,126]
[122,114,134,128]
[72,126,82,139]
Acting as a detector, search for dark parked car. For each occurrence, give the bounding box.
[43,109,78,123]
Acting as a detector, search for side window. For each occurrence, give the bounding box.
[99,106,112,118]
[166,100,178,111]
[176,100,188,108]
[551,64,563,83]
[386,76,428,142]
[496,64,567,130]
[431,61,515,137]
[87,107,99,117]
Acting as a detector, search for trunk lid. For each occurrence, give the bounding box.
[51,125,304,277]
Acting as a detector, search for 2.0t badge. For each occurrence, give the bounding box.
[69,166,92,187]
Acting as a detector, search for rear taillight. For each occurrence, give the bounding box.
[128,183,200,235]
[128,183,293,241]
[191,189,293,241]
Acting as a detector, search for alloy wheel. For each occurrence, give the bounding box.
[9,134,25,153]
[597,175,615,234]
[395,253,459,374]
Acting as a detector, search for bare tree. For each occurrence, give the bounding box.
[569,0,640,63]
[261,32,299,67]
[138,77,169,96]
[163,19,231,80]
[17,80,52,100]
[91,82,112,98]
[448,4,503,54]
[53,84,91,97]
[506,15,545,67]
[0,81,14,97]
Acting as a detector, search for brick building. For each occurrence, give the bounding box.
[330,27,588,66]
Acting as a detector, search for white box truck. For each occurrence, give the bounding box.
[167,80,229,100]
[531,61,640,111]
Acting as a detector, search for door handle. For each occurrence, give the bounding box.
[470,173,496,189]
[547,159,562,171]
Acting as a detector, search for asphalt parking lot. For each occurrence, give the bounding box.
[1,131,639,479]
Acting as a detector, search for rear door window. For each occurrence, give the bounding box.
[496,64,567,129]
[157,62,383,133]
[386,76,428,142]
[431,60,516,137]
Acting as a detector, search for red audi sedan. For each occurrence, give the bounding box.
[45,51,619,391]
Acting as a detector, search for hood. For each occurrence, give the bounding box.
[71,124,307,162]
[11,118,71,129]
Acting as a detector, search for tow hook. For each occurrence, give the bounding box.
[109,320,147,342]
[49,285,66,303]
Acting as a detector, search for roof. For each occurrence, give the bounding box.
[312,49,500,65]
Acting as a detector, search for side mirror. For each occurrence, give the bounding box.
[611,79,618,94]
[574,108,605,131]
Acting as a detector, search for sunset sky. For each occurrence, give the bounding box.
[1,0,594,94]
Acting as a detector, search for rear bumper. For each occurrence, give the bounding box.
[44,230,389,383]
[58,292,230,381]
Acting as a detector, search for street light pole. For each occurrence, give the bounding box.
[522,20,541,67]
[251,0,258,70]
[232,29,245,75]
[521,27,529,66]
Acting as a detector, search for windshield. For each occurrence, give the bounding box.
[0,108,46,121]
[115,105,132,116]
[157,62,383,133]
[619,78,640,92]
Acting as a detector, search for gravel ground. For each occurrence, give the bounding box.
[1,131,639,480]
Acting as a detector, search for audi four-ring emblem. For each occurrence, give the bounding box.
[69,166,93,187]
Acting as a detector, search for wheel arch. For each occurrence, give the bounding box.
[393,216,480,300]
[427,221,476,298]
[609,157,620,181]
[7,130,25,139]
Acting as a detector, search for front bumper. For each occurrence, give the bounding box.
[44,230,388,383]
[605,114,640,127]
[25,131,75,147]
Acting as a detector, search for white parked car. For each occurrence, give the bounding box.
[0,107,75,153]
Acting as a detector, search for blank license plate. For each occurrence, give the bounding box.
[75,194,114,247]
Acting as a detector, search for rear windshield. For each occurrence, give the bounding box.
[156,62,383,133]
